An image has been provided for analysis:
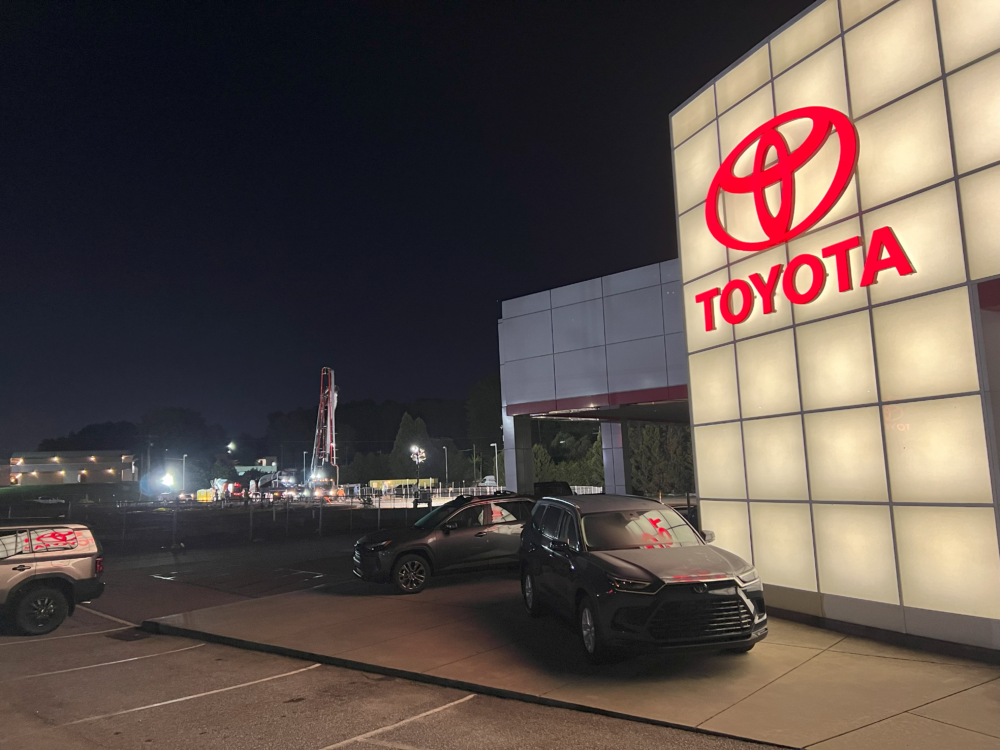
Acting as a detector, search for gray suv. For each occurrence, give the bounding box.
[0,524,105,635]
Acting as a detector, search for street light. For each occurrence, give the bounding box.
[162,473,174,488]
[490,443,499,486]
[443,446,448,488]
[410,446,426,491]
[227,442,236,454]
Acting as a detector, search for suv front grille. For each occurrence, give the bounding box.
[646,597,751,643]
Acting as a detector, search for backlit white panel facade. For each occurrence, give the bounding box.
[672,0,1000,648]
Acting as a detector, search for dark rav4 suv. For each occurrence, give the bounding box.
[520,495,766,662]
[354,493,534,594]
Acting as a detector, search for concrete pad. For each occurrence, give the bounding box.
[337,617,519,673]
[146,572,1000,748]
[910,678,1000,737]
[701,650,1000,748]
[763,618,845,651]
[270,602,474,655]
[543,642,820,727]
[806,711,999,750]
[828,635,992,667]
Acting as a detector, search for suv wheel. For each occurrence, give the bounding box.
[577,594,609,664]
[15,586,69,636]
[521,570,543,617]
[392,554,429,594]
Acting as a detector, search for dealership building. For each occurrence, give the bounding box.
[500,0,1000,650]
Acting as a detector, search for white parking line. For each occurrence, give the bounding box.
[65,662,321,725]
[77,605,139,627]
[318,694,476,749]
[0,627,130,646]
[10,643,206,680]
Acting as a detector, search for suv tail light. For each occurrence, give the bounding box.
[95,557,104,578]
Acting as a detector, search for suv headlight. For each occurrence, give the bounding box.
[364,540,392,551]
[608,575,658,593]
[737,568,759,586]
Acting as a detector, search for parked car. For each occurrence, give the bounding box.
[519,495,766,663]
[0,523,105,635]
[354,494,534,594]
[412,488,433,508]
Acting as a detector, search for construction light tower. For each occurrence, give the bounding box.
[310,367,338,487]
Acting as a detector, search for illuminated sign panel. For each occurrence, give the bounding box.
[671,0,1000,648]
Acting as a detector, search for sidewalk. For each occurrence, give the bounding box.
[145,571,999,749]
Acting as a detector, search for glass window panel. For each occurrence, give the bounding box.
[814,504,899,604]
[737,330,801,418]
[693,422,747,500]
[937,0,1000,72]
[749,502,817,591]
[798,311,878,410]
[774,38,849,113]
[864,183,966,304]
[679,202,728,282]
[731,244,793,339]
[718,85,775,163]
[873,287,980,401]
[894,506,1000,619]
[845,0,941,116]
[674,124,721,214]
[684,268,733,353]
[884,395,994,503]
[841,0,895,29]
[672,87,716,147]
[771,0,841,75]
[948,55,1000,175]
[699,500,754,564]
[960,165,1000,281]
[744,415,810,500]
[789,219,868,323]
[689,344,740,425]
[716,45,771,114]
[856,83,954,209]
[805,407,889,502]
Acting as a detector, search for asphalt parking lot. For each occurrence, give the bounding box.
[0,538,770,750]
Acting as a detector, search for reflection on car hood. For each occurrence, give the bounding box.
[592,545,749,582]
[356,526,428,546]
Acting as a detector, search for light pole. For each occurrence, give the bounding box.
[490,443,499,486]
[303,451,308,487]
[443,446,448,488]
[182,454,187,495]
[410,446,426,494]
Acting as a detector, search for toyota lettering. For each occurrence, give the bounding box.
[694,108,916,332]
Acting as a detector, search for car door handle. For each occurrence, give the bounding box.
[474,531,488,537]
[11,565,31,571]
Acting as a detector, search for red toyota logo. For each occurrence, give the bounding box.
[705,106,858,252]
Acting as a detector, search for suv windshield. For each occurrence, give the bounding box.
[413,497,467,529]
[582,508,702,551]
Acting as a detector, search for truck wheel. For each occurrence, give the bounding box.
[15,586,69,636]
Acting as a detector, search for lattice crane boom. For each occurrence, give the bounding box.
[310,367,338,486]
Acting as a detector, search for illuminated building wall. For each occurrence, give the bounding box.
[672,0,1000,648]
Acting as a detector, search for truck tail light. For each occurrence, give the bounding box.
[95,557,104,577]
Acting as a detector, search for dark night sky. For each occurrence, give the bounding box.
[1,1,813,456]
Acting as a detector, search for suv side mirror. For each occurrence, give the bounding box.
[443,522,458,531]
[702,529,716,544]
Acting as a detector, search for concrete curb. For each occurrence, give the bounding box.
[141,618,796,749]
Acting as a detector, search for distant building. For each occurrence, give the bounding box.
[234,457,278,476]
[10,450,136,486]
